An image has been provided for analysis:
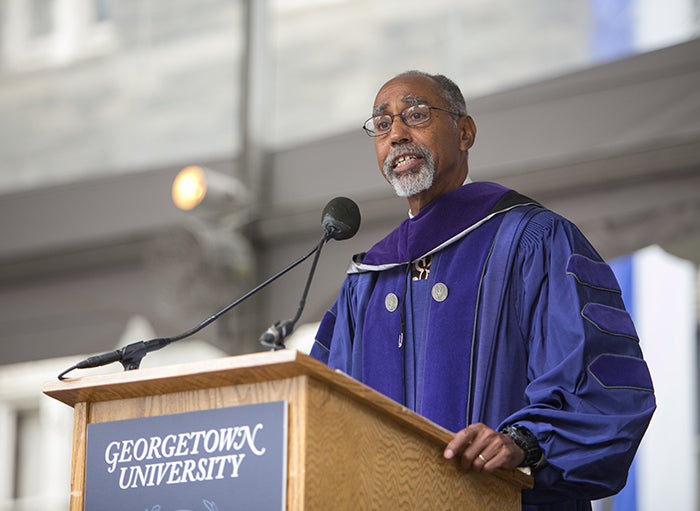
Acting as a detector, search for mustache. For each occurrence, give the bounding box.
[383,143,433,176]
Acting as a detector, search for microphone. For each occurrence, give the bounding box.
[322,196,361,241]
[57,197,360,380]
[259,197,361,350]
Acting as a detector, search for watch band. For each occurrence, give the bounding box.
[500,424,545,469]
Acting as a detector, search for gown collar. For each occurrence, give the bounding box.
[349,182,517,273]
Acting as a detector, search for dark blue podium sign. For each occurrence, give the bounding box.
[84,401,287,511]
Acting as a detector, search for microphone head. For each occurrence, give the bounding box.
[321,197,361,240]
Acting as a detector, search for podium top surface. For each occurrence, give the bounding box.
[43,350,533,490]
[44,350,338,407]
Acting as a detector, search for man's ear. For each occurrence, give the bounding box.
[459,115,477,151]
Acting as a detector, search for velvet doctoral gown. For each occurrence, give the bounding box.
[311,182,655,510]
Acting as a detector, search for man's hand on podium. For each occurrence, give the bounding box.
[443,422,526,473]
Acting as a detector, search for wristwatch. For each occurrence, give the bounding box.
[500,424,545,470]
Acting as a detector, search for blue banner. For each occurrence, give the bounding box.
[85,401,288,511]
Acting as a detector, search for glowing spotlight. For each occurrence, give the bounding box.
[172,166,248,215]
[172,165,207,211]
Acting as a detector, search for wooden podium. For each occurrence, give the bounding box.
[43,350,532,510]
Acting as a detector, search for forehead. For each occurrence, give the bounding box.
[373,75,442,114]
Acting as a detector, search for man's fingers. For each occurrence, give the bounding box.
[445,425,526,473]
[444,423,495,470]
[443,425,479,459]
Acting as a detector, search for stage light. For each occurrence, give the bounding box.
[172,166,248,216]
[172,165,206,211]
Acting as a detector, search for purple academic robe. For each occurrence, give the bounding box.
[311,182,655,510]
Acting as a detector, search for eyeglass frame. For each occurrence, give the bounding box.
[362,104,462,137]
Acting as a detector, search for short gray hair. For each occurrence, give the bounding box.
[394,70,468,116]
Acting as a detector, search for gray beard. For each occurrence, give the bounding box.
[383,145,435,197]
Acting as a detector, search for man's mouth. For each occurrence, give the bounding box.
[392,154,422,172]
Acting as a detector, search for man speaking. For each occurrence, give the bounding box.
[310,70,655,511]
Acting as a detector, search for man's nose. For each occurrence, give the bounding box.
[388,116,411,144]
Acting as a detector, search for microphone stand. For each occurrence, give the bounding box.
[57,235,327,380]
[258,231,330,350]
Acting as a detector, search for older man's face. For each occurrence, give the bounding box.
[371,75,474,209]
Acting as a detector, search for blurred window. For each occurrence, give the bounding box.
[0,1,244,194]
[268,0,699,148]
[1,0,116,72]
[0,0,696,191]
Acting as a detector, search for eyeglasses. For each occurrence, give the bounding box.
[362,104,460,137]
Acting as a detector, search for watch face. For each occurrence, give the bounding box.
[502,425,543,468]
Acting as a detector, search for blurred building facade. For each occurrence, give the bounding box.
[0,0,699,509]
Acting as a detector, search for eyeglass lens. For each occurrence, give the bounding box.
[366,104,432,136]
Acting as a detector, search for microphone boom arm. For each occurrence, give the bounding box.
[57,196,360,380]
[57,236,325,380]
